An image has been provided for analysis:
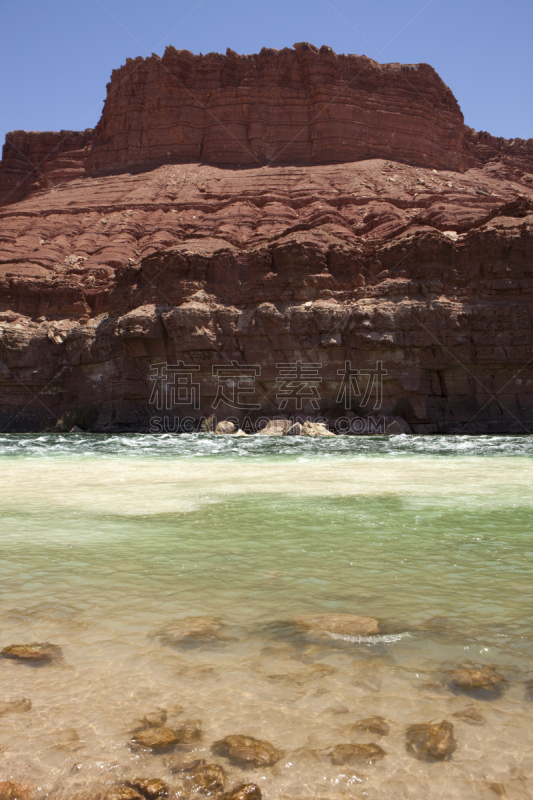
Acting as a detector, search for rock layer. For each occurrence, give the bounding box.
[1,46,533,433]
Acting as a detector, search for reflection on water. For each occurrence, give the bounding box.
[0,434,532,798]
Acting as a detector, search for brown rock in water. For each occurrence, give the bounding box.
[51,727,84,752]
[293,613,379,636]
[301,421,335,437]
[351,716,390,736]
[130,727,180,753]
[259,420,293,436]
[173,762,226,795]
[212,735,282,768]
[173,719,202,744]
[449,666,504,692]
[222,785,261,800]
[330,743,385,765]
[451,706,486,725]
[140,708,167,728]
[105,788,144,800]
[1,643,61,662]
[284,422,303,436]
[215,420,236,435]
[160,617,224,642]
[0,782,33,800]
[405,720,456,761]
[128,779,168,798]
[0,698,32,716]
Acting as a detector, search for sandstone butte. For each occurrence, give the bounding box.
[1,43,533,433]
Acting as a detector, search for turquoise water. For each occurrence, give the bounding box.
[0,434,532,799]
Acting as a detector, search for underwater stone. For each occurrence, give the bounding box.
[1,643,61,662]
[222,785,262,800]
[130,727,181,753]
[172,761,226,795]
[213,735,282,767]
[173,719,202,744]
[0,698,32,716]
[451,706,486,725]
[128,779,168,798]
[405,720,456,761]
[351,716,390,736]
[0,782,33,800]
[449,667,504,692]
[160,617,224,642]
[105,788,144,800]
[330,743,386,765]
[292,613,379,636]
[132,708,167,731]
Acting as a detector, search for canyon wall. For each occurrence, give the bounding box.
[0,46,533,433]
[86,44,465,172]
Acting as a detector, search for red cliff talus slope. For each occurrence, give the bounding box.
[0,44,532,433]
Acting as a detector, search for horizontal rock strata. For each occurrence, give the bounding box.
[1,46,533,432]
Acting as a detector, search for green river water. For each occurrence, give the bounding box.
[0,433,532,799]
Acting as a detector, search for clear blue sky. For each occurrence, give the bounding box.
[1,0,532,148]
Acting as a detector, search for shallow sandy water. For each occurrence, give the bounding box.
[0,434,532,799]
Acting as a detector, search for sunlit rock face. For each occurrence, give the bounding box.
[0,45,532,432]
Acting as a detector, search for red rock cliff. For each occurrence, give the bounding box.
[87,43,465,172]
[0,46,533,434]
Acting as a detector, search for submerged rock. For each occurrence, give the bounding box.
[292,613,379,636]
[213,735,282,768]
[172,761,226,794]
[132,708,169,732]
[130,727,181,753]
[140,709,168,728]
[222,785,261,800]
[448,667,504,693]
[105,788,144,800]
[451,706,486,725]
[0,782,32,800]
[51,727,84,752]
[173,719,202,744]
[1,643,61,662]
[0,698,32,716]
[128,779,168,798]
[160,617,224,643]
[330,743,386,765]
[351,716,390,736]
[405,720,456,761]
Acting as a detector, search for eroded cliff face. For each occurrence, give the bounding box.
[1,45,533,433]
